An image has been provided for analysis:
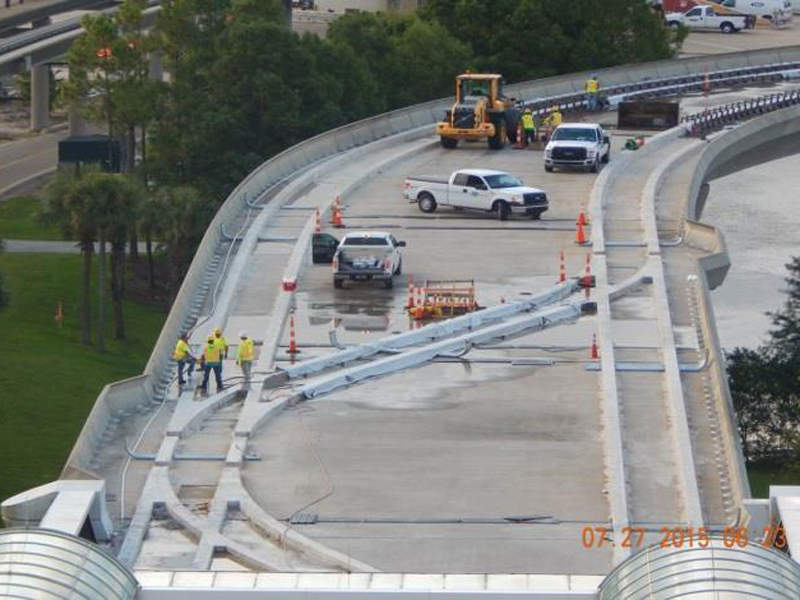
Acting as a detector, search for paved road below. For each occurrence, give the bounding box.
[0,129,64,198]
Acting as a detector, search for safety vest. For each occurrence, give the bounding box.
[214,335,228,353]
[586,79,598,93]
[173,339,190,360]
[521,113,535,130]
[547,111,563,127]
[204,343,221,363]
[237,338,254,362]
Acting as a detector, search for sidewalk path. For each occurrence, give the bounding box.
[4,239,149,253]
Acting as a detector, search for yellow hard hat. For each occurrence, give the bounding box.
[213,327,222,335]
[523,107,531,113]
[207,334,215,342]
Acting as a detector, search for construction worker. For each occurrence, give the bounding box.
[585,75,599,112]
[520,108,536,146]
[172,333,195,386]
[543,106,562,141]
[200,333,224,394]
[236,331,255,389]
[213,326,228,359]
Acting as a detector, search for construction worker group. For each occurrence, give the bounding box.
[519,105,562,147]
[172,327,255,394]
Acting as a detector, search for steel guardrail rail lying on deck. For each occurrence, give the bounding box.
[58,44,800,488]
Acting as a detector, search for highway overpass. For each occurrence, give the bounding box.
[5,39,800,598]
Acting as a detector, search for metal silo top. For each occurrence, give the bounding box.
[0,528,138,600]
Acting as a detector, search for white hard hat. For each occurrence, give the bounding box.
[239,331,247,338]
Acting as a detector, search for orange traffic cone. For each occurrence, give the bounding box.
[514,123,524,149]
[558,251,566,283]
[288,313,299,355]
[575,221,588,245]
[577,204,588,226]
[406,277,415,310]
[591,333,599,359]
[314,209,321,234]
[332,206,344,228]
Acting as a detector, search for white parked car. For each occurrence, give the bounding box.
[403,169,549,220]
[544,123,610,173]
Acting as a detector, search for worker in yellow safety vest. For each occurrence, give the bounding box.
[520,108,536,146]
[543,106,562,140]
[585,75,599,112]
[213,326,228,358]
[236,331,255,389]
[172,333,195,386]
[200,334,224,394]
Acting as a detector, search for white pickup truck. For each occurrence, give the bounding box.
[544,123,610,173]
[665,5,752,32]
[332,231,405,289]
[403,169,549,221]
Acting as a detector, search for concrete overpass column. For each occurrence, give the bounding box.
[30,63,50,131]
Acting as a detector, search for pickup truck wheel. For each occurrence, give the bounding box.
[529,209,544,220]
[545,164,554,173]
[602,149,610,164]
[590,157,600,173]
[720,22,735,33]
[383,278,394,290]
[440,136,458,149]
[334,278,343,289]
[418,193,437,213]
[494,200,510,221]
[669,21,680,28]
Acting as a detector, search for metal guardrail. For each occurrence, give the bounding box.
[682,89,800,137]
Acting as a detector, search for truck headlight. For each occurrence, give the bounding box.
[510,195,523,205]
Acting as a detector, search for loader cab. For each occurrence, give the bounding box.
[456,74,502,109]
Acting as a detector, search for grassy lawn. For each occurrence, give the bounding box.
[748,462,800,498]
[0,195,64,240]
[0,253,165,520]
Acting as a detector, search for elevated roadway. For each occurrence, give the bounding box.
[8,41,800,598]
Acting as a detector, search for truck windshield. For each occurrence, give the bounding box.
[484,174,523,188]
[343,237,388,246]
[552,128,598,142]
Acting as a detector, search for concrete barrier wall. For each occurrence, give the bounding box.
[58,46,800,479]
[61,375,149,479]
[681,106,800,504]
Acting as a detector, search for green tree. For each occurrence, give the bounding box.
[767,256,800,359]
[64,0,163,174]
[727,256,800,464]
[327,11,469,110]
[420,0,679,81]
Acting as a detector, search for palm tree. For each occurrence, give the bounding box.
[41,171,97,346]
[138,191,166,290]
